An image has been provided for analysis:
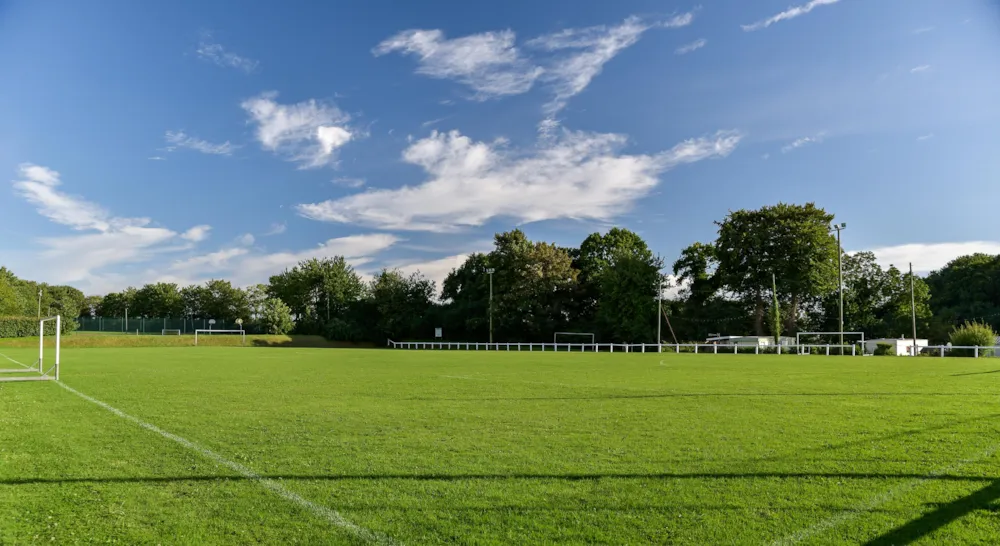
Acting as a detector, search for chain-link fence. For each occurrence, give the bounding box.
[77,317,263,335]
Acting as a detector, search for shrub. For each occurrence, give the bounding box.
[873,342,895,356]
[0,316,72,338]
[949,321,998,357]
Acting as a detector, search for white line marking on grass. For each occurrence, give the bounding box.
[54,381,398,545]
[769,442,1000,545]
[440,375,488,380]
[0,352,33,370]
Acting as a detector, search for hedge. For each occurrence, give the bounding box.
[0,316,71,338]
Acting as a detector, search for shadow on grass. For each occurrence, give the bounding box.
[951,369,1000,377]
[863,479,1000,545]
[405,392,995,402]
[3,471,996,486]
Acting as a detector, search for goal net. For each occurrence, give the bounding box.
[795,331,865,355]
[554,332,596,350]
[0,315,60,382]
[194,329,246,347]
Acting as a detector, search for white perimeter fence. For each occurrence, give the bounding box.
[387,340,1000,357]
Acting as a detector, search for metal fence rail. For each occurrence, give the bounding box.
[387,340,859,355]
[77,317,261,334]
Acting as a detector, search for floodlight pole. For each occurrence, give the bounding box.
[486,268,495,343]
[125,305,129,333]
[37,289,42,319]
[910,262,918,357]
[657,270,663,345]
[832,223,847,348]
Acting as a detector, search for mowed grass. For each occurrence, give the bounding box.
[3,348,1000,544]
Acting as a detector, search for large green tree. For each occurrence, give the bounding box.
[714,203,839,335]
[926,253,1000,340]
[366,269,436,342]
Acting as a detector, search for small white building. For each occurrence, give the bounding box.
[865,337,929,356]
[705,335,795,347]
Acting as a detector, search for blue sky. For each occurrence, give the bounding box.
[2,0,1000,295]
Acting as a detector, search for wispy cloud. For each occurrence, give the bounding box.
[675,38,707,55]
[263,222,286,236]
[241,91,355,169]
[333,177,366,188]
[165,234,399,287]
[237,233,255,246]
[10,164,200,293]
[181,225,212,242]
[421,116,452,128]
[913,26,935,34]
[781,132,826,153]
[196,34,259,73]
[742,0,841,32]
[529,15,687,117]
[164,131,238,155]
[147,156,166,161]
[296,128,741,232]
[910,64,931,74]
[917,133,934,141]
[374,29,542,100]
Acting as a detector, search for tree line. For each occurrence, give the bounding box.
[5,202,1000,343]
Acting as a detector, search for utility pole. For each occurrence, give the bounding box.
[657,275,663,345]
[910,262,918,357]
[37,289,42,319]
[832,223,847,348]
[486,268,495,343]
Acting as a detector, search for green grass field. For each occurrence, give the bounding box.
[3,347,1000,544]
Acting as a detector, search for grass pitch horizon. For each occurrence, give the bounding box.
[3,347,1000,544]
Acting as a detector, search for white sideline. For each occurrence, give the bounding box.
[770,441,1000,545]
[54,381,397,545]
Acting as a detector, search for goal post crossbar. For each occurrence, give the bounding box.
[554,332,595,344]
[194,329,246,346]
[796,331,865,344]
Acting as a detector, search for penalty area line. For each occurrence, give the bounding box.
[0,351,34,370]
[54,381,398,545]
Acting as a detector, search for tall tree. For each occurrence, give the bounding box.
[367,269,436,342]
[714,203,838,335]
[926,253,1000,339]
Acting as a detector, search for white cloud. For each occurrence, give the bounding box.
[166,234,400,287]
[165,131,238,155]
[9,164,201,293]
[181,225,212,242]
[296,128,741,232]
[374,29,543,100]
[529,15,683,116]
[376,13,693,120]
[861,242,1000,274]
[390,253,473,298]
[910,64,931,74]
[675,38,707,55]
[237,233,256,246]
[241,92,354,168]
[917,133,934,141]
[781,132,826,153]
[263,222,286,236]
[196,36,259,73]
[148,156,166,161]
[913,26,935,34]
[742,0,841,32]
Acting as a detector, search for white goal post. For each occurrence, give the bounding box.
[194,329,246,346]
[796,331,865,354]
[0,315,60,382]
[162,329,182,335]
[554,332,596,347]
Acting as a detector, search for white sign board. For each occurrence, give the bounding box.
[435,328,443,338]
[208,319,217,325]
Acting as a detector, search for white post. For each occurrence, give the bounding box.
[38,319,44,374]
[826,345,830,356]
[975,346,979,358]
[713,344,717,354]
[733,344,737,354]
[55,316,61,381]
[694,344,698,354]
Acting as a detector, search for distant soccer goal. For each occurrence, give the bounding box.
[162,329,182,336]
[194,329,246,347]
[553,332,596,351]
[0,315,60,382]
[796,331,865,355]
